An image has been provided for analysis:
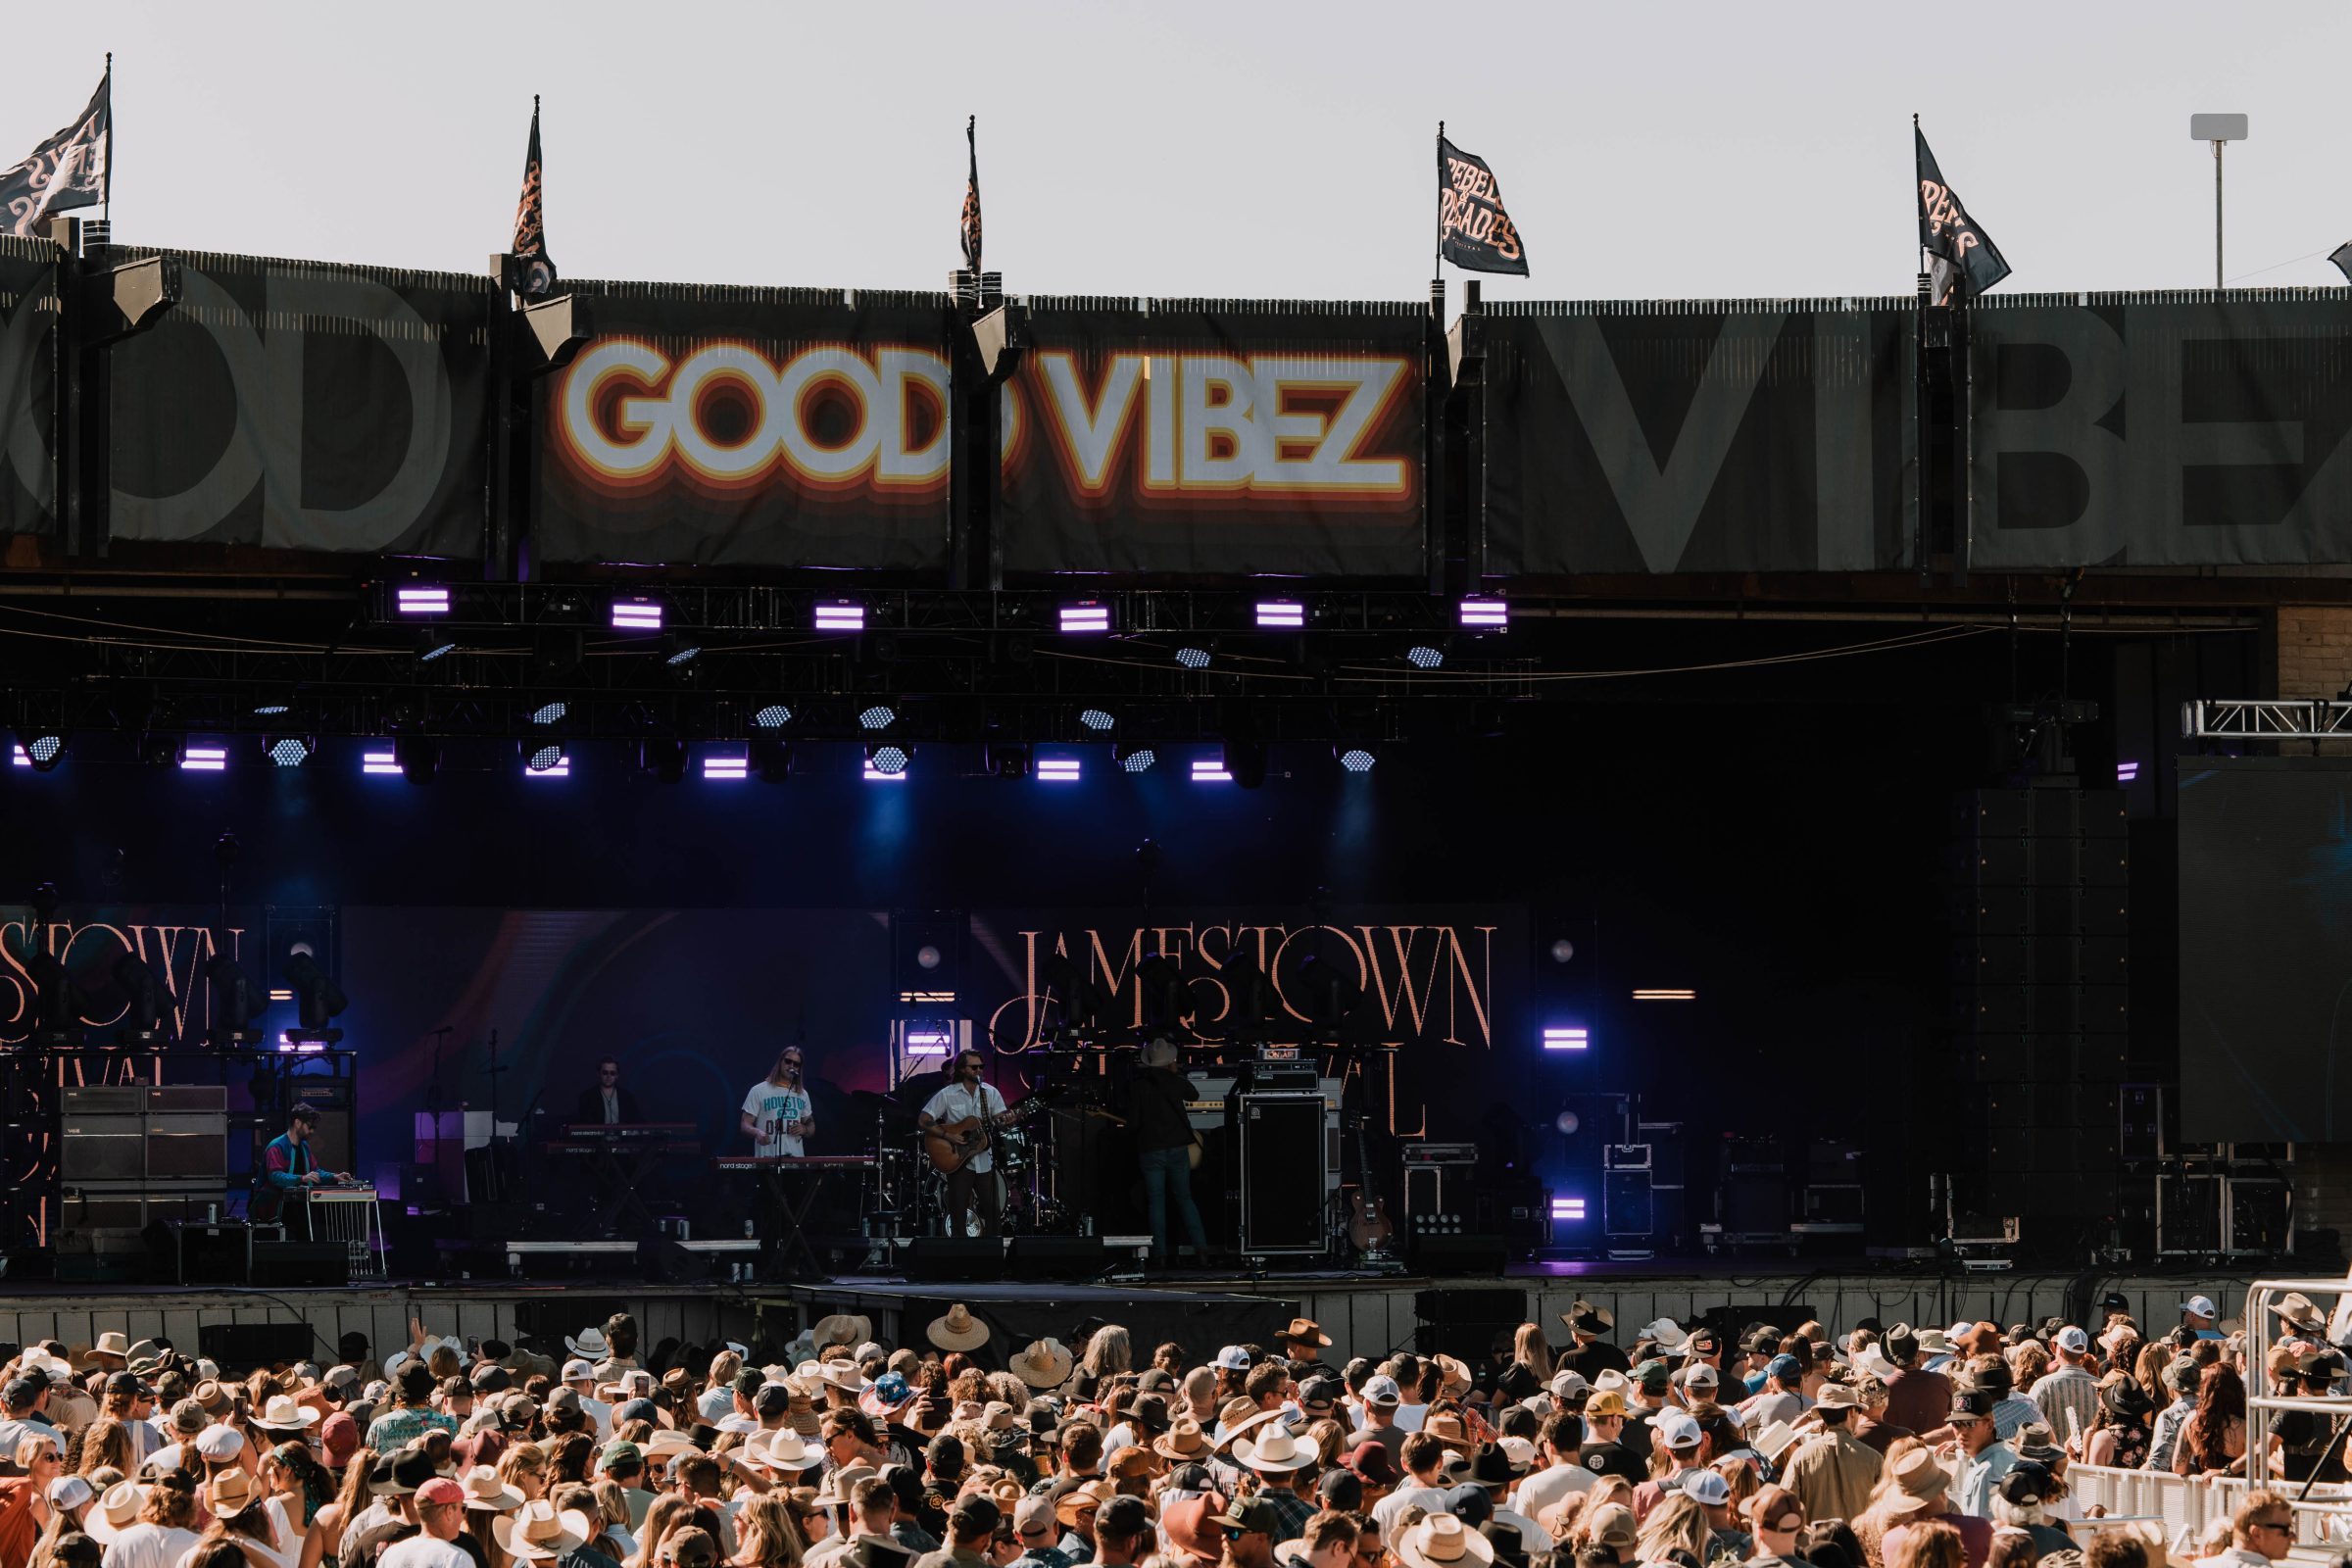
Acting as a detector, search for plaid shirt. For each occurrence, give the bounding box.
[1259,1489,1316,1545]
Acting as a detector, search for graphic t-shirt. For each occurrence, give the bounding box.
[743,1081,812,1157]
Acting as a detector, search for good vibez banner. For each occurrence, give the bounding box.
[997,301,1428,576]
[534,282,954,568]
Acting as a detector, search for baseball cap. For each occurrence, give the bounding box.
[1441,1484,1492,1527]
[1214,1346,1251,1372]
[2181,1296,2219,1319]
[1315,1469,1364,1510]
[1014,1496,1057,1541]
[1585,1390,1629,1419]
[562,1358,595,1381]
[1342,1442,1398,1486]
[416,1477,466,1507]
[1588,1504,1638,1549]
[46,1475,94,1512]
[1766,1354,1802,1383]
[1298,1375,1341,1412]
[600,1440,643,1469]
[194,1425,244,1462]
[1548,1369,1590,1399]
[1097,1496,1150,1541]
[1633,1360,1671,1396]
[1210,1496,1282,1536]
[1681,1470,1731,1507]
[754,1383,792,1417]
[1361,1374,1401,1407]
[1655,1411,1702,1450]
[2054,1326,2090,1353]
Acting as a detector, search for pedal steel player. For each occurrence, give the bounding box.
[918,1048,1017,1237]
[740,1049,815,1155]
[254,1102,355,1239]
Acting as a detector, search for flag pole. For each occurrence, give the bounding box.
[103,52,113,220]
[1434,121,1445,280]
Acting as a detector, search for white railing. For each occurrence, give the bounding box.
[2068,1464,2352,1556]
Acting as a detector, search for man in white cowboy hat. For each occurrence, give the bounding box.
[927,1306,991,1358]
[1233,1424,1319,1543]
[1394,1513,1493,1568]
[384,1476,477,1568]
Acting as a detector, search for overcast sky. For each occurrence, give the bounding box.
[11,1,2348,303]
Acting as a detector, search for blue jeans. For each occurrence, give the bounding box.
[1139,1145,1208,1259]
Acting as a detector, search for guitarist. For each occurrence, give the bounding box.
[917,1048,1014,1236]
[1128,1037,1209,1267]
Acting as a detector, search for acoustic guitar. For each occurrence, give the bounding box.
[921,1098,1043,1174]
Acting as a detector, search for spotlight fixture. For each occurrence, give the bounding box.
[858,704,898,732]
[1114,743,1156,773]
[394,734,439,785]
[416,626,459,662]
[395,585,450,615]
[205,956,269,1045]
[752,704,793,730]
[14,732,65,771]
[1337,746,1376,773]
[865,743,912,778]
[267,735,315,768]
[252,701,293,716]
[1404,644,1446,670]
[1079,708,1116,733]
[814,601,866,632]
[1059,600,1111,634]
[611,597,662,632]
[1254,600,1304,629]
[178,743,228,773]
[1458,596,1509,629]
[530,701,568,725]
[702,751,749,781]
[282,942,349,1045]
[110,951,171,1045]
[662,635,703,667]
[1175,644,1212,670]
[524,744,568,776]
[1037,757,1081,782]
[1191,757,1232,783]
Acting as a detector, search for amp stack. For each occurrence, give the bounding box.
[59,1084,228,1277]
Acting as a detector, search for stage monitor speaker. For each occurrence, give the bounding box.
[905,1238,1004,1282]
[1005,1237,1107,1279]
[197,1321,314,1368]
[146,1220,250,1286]
[1407,1233,1509,1275]
[1240,1093,1328,1253]
[250,1240,346,1288]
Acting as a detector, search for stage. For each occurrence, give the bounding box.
[0,1262,2285,1368]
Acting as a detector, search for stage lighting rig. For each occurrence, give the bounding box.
[1114,743,1156,773]
[109,951,172,1045]
[415,626,459,663]
[395,734,440,785]
[267,735,315,767]
[751,704,793,729]
[14,731,65,771]
[281,942,348,1046]
[206,956,269,1046]
[865,743,912,777]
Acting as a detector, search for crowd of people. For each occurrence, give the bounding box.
[0,1291,2336,1568]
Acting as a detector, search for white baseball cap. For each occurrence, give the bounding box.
[562,1359,595,1382]
[1655,1411,1702,1450]
[1680,1470,1731,1506]
[194,1425,245,1462]
[2055,1326,2090,1353]
[2182,1296,2219,1319]
[1215,1346,1251,1372]
[1361,1375,1401,1406]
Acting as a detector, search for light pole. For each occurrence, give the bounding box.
[2191,114,2249,288]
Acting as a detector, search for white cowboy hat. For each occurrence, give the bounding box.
[818,1361,871,1395]
[85,1481,145,1544]
[91,1332,132,1358]
[461,1465,526,1512]
[253,1395,321,1431]
[564,1328,609,1359]
[1233,1425,1317,1473]
[927,1303,991,1352]
[1639,1317,1689,1351]
[493,1500,592,1561]
[746,1429,824,1473]
[1397,1515,1495,1568]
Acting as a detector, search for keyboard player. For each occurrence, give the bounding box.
[575,1056,643,1125]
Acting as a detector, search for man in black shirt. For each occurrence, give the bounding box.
[1128,1038,1209,1267]
[1576,1391,1643,1482]
[574,1058,642,1125]
[1558,1303,1630,1382]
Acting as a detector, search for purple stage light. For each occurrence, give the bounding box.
[703,754,749,781]
[276,1034,327,1054]
[814,601,865,632]
[396,586,449,615]
[2117,760,2140,783]
[1550,1196,1588,1221]
[1059,600,1111,634]
[611,598,662,632]
[1191,758,1232,782]
[1255,600,1304,629]
[10,746,26,768]
[1038,758,1082,782]
[179,745,227,773]
[1542,1025,1589,1052]
[1458,597,1508,629]
[524,746,569,777]
[362,749,400,775]
[865,744,911,779]
[905,1026,955,1056]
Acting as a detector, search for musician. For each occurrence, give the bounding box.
[1128,1038,1209,1266]
[575,1057,642,1126]
[917,1048,1013,1237]
[254,1102,347,1238]
[741,1048,816,1156]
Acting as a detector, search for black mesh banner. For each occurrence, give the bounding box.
[1969,293,2352,567]
[0,234,54,536]
[533,283,952,568]
[1482,302,1916,574]
[108,251,489,556]
[998,299,1426,577]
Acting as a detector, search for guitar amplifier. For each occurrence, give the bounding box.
[1238,1093,1329,1254]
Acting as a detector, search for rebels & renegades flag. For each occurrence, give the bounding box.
[1,70,110,239]
[1437,127,1529,276]
[1915,119,2010,303]
[960,116,983,274]
[512,96,558,299]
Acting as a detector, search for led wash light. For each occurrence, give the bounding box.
[1550,1197,1588,1222]
[530,702,568,725]
[1115,744,1156,774]
[752,704,793,729]
[814,602,865,631]
[362,750,400,775]
[179,745,227,773]
[864,744,911,779]
[1542,1026,1590,1052]
[1037,758,1082,782]
[1191,759,1232,783]
[1406,644,1446,670]
[1059,600,1110,634]
[1255,600,1304,629]
[1458,597,1509,629]
[1338,748,1376,773]
[1175,646,1212,670]
[702,755,749,781]
[268,737,314,767]
[396,586,450,614]
[1079,708,1115,732]
[611,598,662,631]
[2117,760,2141,783]
[858,704,898,732]
[525,746,569,776]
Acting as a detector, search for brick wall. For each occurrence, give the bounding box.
[2276,606,2352,698]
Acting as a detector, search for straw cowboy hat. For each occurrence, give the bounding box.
[1010,1339,1074,1390]
[1153,1418,1214,1463]
[460,1465,526,1512]
[1885,1449,1952,1514]
[494,1500,593,1561]
[208,1470,264,1521]
[928,1304,991,1352]
[1397,1515,1495,1568]
[85,1481,146,1544]
[817,1361,871,1396]
[1233,1426,1319,1473]
[813,1314,872,1348]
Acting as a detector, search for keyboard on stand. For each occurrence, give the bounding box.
[713,1155,880,1172]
